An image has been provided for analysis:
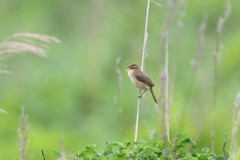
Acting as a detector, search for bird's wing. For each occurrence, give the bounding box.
[135,71,155,87]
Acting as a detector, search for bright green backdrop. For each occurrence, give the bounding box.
[0,0,240,159]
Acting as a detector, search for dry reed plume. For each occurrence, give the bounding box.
[0,32,60,75]
[0,33,60,159]
[0,33,60,58]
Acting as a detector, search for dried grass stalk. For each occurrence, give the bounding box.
[176,0,186,28]
[158,0,178,142]
[8,33,61,44]
[230,91,240,160]
[181,15,208,130]
[0,32,60,58]
[135,0,151,142]
[0,42,48,57]
[18,106,30,160]
[115,57,122,128]
[164,36,170,142]
[0,32,60,73]
[212,1,231,151]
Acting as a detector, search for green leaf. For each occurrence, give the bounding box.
[178,138,196,148]
[201,147,209,153]
[52,149,61,157]
[103,146,112,156]
[109,141,123,148]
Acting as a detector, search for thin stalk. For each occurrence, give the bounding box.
[212,1,231,151]
[134,0,150,142]
[230,91,240,159]
[115,57,122,128]
[164,37,170,142]
[181,15,208,129]
[159,0,178,141]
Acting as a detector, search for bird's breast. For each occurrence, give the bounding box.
[128,71,149,90]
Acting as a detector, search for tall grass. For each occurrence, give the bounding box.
[158,0,178,142]
[181,15,208,134]
[0,33,60,159]
[212,1,231,151]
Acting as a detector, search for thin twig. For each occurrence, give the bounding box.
[134,0,151,142]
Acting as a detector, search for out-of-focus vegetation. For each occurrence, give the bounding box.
[72,134,226,159]
[0,0,239,159]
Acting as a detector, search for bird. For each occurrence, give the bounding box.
[127,64,158,104]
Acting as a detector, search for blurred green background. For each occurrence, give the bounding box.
[0,0,240,159]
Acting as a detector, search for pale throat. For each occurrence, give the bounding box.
[127,69,135,81]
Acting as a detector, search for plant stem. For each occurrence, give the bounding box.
[223,134,228,160]
[164,36,170,142]
[212,1,231,151]
[134,0,150,142]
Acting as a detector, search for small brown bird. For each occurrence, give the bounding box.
[127,64,158,104]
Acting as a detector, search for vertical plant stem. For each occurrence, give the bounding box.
[164,37,170,142]
[115,57,122,128]
[18,106,29,160]
[135,90,142,142]
[159,0,177,141]
[183,14,208,110]
[181,15,208,136]
[41,150,46,160]
[230,91,240,159]
[140,0,150,71]
[212,1,231,151]
[134,0,150,142]
[223,134,228,160]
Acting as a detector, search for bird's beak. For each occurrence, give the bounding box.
[125,65,130,72]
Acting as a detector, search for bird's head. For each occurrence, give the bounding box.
[127,64,140,72]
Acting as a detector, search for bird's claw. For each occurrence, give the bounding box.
[138,95,142,99]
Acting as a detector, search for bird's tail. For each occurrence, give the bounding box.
[150,87,158,104]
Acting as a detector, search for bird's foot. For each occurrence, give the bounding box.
[138,95,142,99]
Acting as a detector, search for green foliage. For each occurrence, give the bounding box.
[53,135,227,160]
